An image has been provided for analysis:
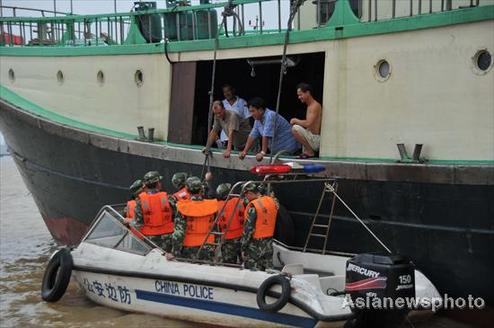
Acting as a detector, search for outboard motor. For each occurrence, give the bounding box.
[344,253,415,328]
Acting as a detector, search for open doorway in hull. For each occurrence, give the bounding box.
[191,52,325,146]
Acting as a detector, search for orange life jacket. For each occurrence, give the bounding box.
[177,199,217,247]
[246,196,278,239]
[139,191,174,236]
[126,200,137,219]
[173,187,191,201]
[218,197,245,240]
[125,200,142,238]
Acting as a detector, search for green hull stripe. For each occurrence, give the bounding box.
[0,84,492,165]
[0,85,135,139]
[0,5,492,57]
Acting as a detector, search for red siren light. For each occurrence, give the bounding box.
[249,164,292,175]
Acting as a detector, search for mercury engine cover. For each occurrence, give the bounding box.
[344,253,415,328]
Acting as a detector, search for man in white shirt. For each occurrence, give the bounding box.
[218,84,251,148]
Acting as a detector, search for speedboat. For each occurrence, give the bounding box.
[41,182,441,328]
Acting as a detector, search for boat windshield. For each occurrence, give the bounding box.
[83,207,152,256]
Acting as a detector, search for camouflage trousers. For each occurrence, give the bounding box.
[180,245,215,261]
[146,234,172,253]
[221,238,241,264]
[243,238,273,271]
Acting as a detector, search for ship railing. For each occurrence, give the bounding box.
[0,0,491,48]
[360,0,487,22]
[0,5,74,18]
[0,0,293,47]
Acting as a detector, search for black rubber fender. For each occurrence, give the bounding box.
[41,248,73,302]
[274,204,295,245]
[256,275,291,312]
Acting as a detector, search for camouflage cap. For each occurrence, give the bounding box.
[129,179,144,195]
[171,172,188,189]
[143,171,162,186]
[216,183,232,200]
[185,176,203,194]
[242,182,259,193]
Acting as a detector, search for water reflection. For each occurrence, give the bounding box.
[0,156,195,328]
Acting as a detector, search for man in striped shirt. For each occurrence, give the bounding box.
[239,97,300,161]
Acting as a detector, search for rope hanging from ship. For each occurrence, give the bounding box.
[202,0,306,171]
[221,0,244,38]
[201,0,242,179]
[270,0,306,162]
[206,0,245,134]
[323,182,392,254]
[163,3,182,65]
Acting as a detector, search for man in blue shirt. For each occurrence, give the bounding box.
[239,97,300,161]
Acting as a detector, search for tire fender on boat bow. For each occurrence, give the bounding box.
[41,248,73,302]
[256,274,291,312]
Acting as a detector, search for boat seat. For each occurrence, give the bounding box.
[293,274,322,290]
[319,275,345,295]
[281,263,304,275]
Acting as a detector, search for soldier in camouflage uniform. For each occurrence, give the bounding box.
[170,172,190,203]
[240,183,279,271]
[172,172,188,190]
[133,171,176,252]
[123,179,145,219]
[172,176,216,260]
[216,183,243,264]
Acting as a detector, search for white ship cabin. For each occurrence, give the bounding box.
[1,0,493,162]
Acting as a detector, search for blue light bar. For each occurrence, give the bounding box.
[302,164,326,173]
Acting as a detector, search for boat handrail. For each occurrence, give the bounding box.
[198,173,393,259]
[273,239,354,258]
[80,174,389,265]
[198,175,340,260]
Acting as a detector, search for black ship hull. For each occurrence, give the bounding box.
[1,98,493,302]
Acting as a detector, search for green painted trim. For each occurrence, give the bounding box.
[1,85,492,166]
[124,16,147,45]
[426,159,494,165]
[0,85,135,139]
[326,0,360,27]
[0,43,166,57]
[318,156,494,165]
[0,5,492,57]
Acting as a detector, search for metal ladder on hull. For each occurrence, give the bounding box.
[303,181,338,255]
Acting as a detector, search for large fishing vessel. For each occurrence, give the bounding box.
[0,0,493,303]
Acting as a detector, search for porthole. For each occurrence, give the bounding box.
[135,70,144,87]
[97,70,105,86]
[374,59,391,82]
[56,70,64,84]
[8,69,15,83]
[472,49,492,75]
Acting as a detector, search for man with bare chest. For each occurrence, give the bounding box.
[290,83,322,158]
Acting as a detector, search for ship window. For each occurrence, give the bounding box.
[375,59,391,81]
[8,69,15,83]
[97,70,105,85]
[56,70,64,84]
[475,50,492,72]
[135,70,144,86]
